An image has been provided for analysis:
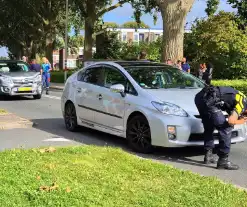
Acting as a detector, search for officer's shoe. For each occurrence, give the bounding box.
[46,90,49,95]
[217,157,239,170]
[204,149,217,164]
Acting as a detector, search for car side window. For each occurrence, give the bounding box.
[81,67,104,86]
[104,67,137,95]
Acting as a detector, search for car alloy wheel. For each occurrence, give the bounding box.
[127,115,153,153]
[64,102,78,132]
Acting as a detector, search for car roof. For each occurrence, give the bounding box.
[0,60,28,64]
[114,61,170,68]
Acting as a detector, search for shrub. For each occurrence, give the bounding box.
[50,71,74,83]
[212,79,247,94]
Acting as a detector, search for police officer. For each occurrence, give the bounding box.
[195,85,247,170]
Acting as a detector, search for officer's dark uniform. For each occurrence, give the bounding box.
[195,85,247,170]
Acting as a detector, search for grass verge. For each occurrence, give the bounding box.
[0,146,247,207]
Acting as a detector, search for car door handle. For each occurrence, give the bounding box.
[77,88,81,93]
[97,94,102,100]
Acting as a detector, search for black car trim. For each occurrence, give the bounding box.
[78,105,123,119]
[79,117,124,133]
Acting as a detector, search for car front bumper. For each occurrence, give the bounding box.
[0,83,42,96]
[148,112,247,148]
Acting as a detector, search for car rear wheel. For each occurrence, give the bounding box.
[33,94,42,99]
[126,115,153,153]
[64,102,78,132]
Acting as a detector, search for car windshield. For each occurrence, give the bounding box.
[125,65,205,89]
[0,63,29,73]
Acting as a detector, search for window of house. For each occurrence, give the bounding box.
[134,33,139,42]
[122,32,127,42]
[139,33,144,42]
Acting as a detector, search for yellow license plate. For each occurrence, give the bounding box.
[18,87,32,92]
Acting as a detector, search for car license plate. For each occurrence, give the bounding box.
[18,87,32,92]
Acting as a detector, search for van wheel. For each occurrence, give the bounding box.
[126,115,153,153]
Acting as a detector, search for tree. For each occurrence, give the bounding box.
[121,21,150,28]
[0,0,81,64]
[228,0,247,25]
[184,11,247,79]
[73,0,133,61]
[205,0,220,16]
[103,22,119,28]
[132,0,195,62]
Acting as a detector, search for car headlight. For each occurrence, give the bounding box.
[0,76,13,85]
[151,101,188,117]
[34,74,42,82]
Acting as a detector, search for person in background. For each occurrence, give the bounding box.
[167,59,173,65]
[139,51,148,61]
[181,57,190,73]
[41,57,52,95]
[203,62,213,85]
[198,63,206,80]
[175,60,182,70]
[30,59,41,73]
[22,56,27,62]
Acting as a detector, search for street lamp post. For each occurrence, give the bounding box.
[64,0,68,83]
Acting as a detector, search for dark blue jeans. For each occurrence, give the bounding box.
[42,73,50,89]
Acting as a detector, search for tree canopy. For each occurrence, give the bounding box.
[184,11,247,79]
[121,21,150,28]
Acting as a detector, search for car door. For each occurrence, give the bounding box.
[75,66,104,126]
[94,65,136,133]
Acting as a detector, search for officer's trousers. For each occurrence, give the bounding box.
[201,111,233,157]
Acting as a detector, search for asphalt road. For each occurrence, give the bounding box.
[1,90,247,189]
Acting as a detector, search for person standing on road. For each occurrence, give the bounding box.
[181,57,190,73]
[41,57,52,95]
[195,85,247,170]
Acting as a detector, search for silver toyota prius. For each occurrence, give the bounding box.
[0,60,42,99]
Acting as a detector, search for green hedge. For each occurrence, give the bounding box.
[212,80,247,94]
[50,71,74,83]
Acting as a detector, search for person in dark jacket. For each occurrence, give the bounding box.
[195,85,247,170]
[202,62,213,85]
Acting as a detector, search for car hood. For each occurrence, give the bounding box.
[0,72,38,78]
[145,88,202,115]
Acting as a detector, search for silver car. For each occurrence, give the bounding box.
[0,60,42,99]
[61,61,247,153]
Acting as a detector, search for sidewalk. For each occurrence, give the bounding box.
[50,83,65,90]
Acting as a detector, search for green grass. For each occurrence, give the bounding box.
[0,146,247,207]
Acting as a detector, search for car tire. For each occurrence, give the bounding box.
[126,115,153,153]
[64,102,78,132]
[33,94,42,99]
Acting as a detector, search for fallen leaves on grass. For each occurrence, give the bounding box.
[39,183,59,192]
[66,187,71,193]
[39,147,56,153]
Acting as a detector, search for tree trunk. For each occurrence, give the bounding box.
[159,0,195,62]
[84,0,96,61]
[45,41,54,67]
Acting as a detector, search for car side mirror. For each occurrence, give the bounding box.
[110,84,126,97]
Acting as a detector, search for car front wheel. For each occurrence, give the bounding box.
[64,102,78,132]
[126,115,153,153]
[33,94,42,99]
